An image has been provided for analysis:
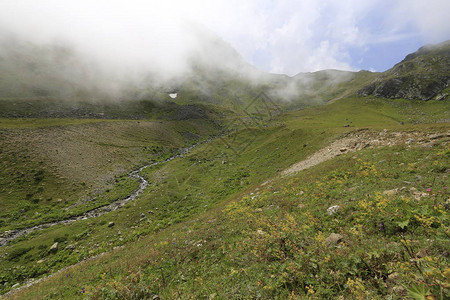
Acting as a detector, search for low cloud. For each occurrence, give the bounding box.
[0,0,449,78]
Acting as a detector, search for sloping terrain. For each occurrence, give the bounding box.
[0,31,377,115]
[1,95,448,299]
[358,40,450,101]
[0,118,219,232]
[0,39,449,299]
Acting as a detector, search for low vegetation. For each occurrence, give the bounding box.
[0,94,447,299]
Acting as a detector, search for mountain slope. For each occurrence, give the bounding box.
[0,28,376,115]
[0,38,449,299]
[3,96,448,299]
[358,40,450,101]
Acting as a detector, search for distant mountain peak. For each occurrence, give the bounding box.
[357,40,450,101]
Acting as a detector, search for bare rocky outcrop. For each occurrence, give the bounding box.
[357,40,450,101]
[282,129,450,176]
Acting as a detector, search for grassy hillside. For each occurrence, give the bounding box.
[358,40,450,101]
[2,95,448,299]
[0,117,219,231]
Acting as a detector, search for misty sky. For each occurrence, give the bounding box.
[1,0,450,76]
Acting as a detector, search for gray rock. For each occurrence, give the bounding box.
[387,272,399,283]
[435,93,448,101]
[383,189,398,196]
[327,205,341,215]
[422,141,439,148]
[49,242,58,253]
[428,133,444,139]
[392,285,407,296]
[65,244,76,250]
[416,249,428,258]
[326,233,343,244]
[108,222,115,227]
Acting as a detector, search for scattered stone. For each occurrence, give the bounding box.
[422,141,439,148]
[406,138,415,144]
[435,93,448,101]
[416,249,428,258]
[108,222,115,227]
[65,244,76,250]
[392,286,407,296]
[117,231,122,235]
[221,160,227,164]
[383,189,398,196]
[12,283,19,288]
[412,190,428,201]
[49,242,58,253]
[327,205,341,215]
[387,272,399,283]
[36,259,44,264]
[340,148,347,152]
[257,229,265,235]
[416,175,423,181]
[326,233,343,244]
[140,213,146,218]
[428,133,444,139]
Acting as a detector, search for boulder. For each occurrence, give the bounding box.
[326,233,343,244]
[49,242,58,253]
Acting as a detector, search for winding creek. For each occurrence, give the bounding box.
[0,140,209,247]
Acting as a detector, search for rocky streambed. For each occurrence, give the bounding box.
[0,140,208,247]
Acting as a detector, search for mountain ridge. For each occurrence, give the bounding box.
[357,40,450,101]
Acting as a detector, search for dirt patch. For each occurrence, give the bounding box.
[282,128,450,176]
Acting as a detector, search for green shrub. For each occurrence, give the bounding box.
[7,247,34,261]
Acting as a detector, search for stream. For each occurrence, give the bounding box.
[0,140,208,247]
